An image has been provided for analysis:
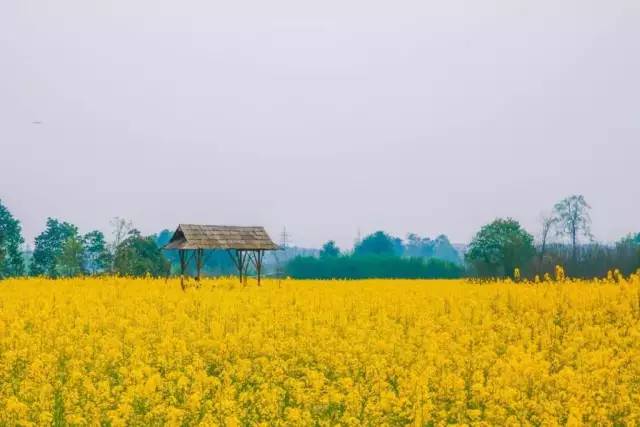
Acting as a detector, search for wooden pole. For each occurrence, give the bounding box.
[252,250,264,286]
[241,251,248,285]
[227,249,245,284]
[195,249,203,282]
[179,249,187,291]
[259,250,264,286]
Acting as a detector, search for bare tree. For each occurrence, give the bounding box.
[553,195,593,262]
[109,217,133,270]
[539,212,558,262]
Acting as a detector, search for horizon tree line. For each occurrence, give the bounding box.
[465,195,640,279]
[0,194,638,279]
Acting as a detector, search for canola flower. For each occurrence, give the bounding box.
[1,274,640,426]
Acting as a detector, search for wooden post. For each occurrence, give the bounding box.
[179,249,187,291]
[227,249,246,284]
[251,250,264,286]
[241,251,249,285]
[195,248,203,282]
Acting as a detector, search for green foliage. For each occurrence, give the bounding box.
[56,236,86,277]
[354,231,397,256]
[613,233,640,274]
[406,234,461,264]
[319,241,340,258]
[114,230,169,276]
[431,235,461,264]
[466,218,535,278]
[83,230,111,274]
[30,218,79,277]
[0,237,4,274]
[616,233,640,248]
[286,255,463,279]
[0,199,25,278]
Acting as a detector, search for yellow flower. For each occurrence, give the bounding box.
[1,275,640,424]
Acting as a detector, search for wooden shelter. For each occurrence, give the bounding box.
[163,224,279,288]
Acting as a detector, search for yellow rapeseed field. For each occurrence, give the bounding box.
[2,275,640,426]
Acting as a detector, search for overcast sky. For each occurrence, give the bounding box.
[1,0,639,249]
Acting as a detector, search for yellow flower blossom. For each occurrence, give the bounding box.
[0,276,639,424]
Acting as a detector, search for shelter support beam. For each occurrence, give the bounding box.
[250,250,265,286]
[227,249,249,284]
[179,249,187,291]
[195,249,204,282]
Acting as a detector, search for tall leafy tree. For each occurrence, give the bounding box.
[30,218,79,277]
[432,235,461,264]
[0,200,25,277]
[466,218,535,278]
[354,231,397,257]
[155,228,179,268]
[615,233,640,274]
[553,195,592,262]
[83,230,111,274]
[319,240,340,258]
[56,236,86,277]
[404,233,461,264]
[405,234,433,258]
[114,229,169,276]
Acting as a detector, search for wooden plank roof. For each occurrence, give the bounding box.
[163,224,279,250]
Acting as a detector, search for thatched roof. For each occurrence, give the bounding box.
[163,224,279,250]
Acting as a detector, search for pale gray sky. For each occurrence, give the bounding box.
[1,0,639,249]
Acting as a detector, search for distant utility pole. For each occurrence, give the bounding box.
[280,227,291,250]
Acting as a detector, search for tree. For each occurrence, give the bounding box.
[83,230,111,274]
[432,235,461,264]
[0,200,25,278]
[114,229,169,276]
[405,234,432,258]
[466,218,535,278]
[109,217,133,271]
[615,233,640,275]
[319,241,340,258]
[404,233,461,264]
[30,218,79,277]
[538,212,558,262]
[354,231,396,257]
[286,254,463,279]
[391,236,405,256]
[0,234,4,275]
[56,236,86,277]
[553,195,592,262]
